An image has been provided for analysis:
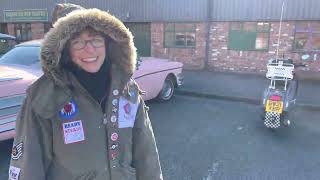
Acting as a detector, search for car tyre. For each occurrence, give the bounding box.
[157,76,175,101]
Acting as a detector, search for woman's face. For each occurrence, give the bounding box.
[69,30,106,73]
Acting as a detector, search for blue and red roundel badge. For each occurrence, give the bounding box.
[59,100,78,120]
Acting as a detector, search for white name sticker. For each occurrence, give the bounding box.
[118,96,139,128]
[63,120,85,144]
[9,166,21,180]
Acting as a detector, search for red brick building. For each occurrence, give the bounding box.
[152,21,320,76]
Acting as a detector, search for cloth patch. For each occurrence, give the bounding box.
[63,120,85,144]
[59,100,78,120]
[9,166,21,180]
[11,142,23,160]
[118,96,139,128]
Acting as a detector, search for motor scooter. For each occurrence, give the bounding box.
[261,58,306,129]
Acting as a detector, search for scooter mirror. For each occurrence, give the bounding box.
[301,54,310,61]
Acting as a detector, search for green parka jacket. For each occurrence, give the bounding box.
[9,8,163,180]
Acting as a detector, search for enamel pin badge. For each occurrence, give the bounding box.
[59,100,78,120]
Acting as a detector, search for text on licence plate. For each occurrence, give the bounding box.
[265,100,283,113]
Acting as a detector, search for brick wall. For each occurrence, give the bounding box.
[31,23,44,40]
[151,23,206,70]
[150,21,320,76]
[207,21,320,75]
[7,24,15,37]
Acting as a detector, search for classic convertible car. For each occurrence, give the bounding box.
[0,40,183,141]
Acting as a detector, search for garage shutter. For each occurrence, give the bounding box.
[125,23,151,57]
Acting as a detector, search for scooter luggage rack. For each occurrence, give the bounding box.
[266,61,294,91]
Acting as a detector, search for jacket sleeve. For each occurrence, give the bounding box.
[132,97,163,180]
[9,95,53,180]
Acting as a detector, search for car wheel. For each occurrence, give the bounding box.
[157,76,175,101]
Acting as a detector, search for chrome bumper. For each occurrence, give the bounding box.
[177,73,184,87]
[0,116,16,133]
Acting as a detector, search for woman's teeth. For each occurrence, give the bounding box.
[82,57,97,62]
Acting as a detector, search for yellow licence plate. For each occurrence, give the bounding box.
[265,100,283,113]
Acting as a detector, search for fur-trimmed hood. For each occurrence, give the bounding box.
[40,8,137,86]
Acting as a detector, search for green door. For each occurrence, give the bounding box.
[125,23,151,57]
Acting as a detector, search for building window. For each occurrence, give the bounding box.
[164,23,196,48]
[14,23,32,42]
[294,22,320,51]
[228,22,270,51]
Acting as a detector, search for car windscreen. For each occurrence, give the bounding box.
[0,46,40,66]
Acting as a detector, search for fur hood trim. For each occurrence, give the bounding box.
[40,8,137,85]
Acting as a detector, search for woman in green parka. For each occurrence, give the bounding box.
[9,4,163,180]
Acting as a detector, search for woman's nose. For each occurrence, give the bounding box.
[83,42,96,52]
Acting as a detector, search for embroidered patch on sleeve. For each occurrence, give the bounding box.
[62,120,85,144]
[11,142,23,160]
[118,96,139,128]
[9,166,21,180]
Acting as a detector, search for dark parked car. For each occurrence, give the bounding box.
[0,33,17,56]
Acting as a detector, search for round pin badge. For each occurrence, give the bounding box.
[111,133,118,141]
[112,107,118,113]
[113,89,119,96]
[59,100,78,120]
[110,115,117,123]
[110,144,118,150]
[112,99,118,106]
[111,152,118,160]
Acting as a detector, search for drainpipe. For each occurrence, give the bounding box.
[204,0,212,70]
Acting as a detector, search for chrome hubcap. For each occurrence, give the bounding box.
[161,80,173,99]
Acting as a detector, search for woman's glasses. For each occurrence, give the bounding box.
[70,38,105,50]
